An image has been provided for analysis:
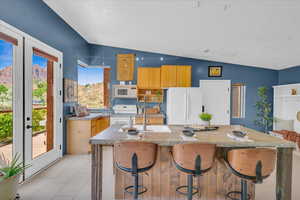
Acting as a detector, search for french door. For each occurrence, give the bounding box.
[0,26,23,163]
[0,21,63,179]
[24,38,63,178]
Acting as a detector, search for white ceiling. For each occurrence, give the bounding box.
[43,0,300,70]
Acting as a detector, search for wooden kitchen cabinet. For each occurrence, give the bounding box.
[161,65,191,88]
[161,65,177,88]
[137,67,161,89]
[177,65,191,87]
[67,116,110,154]
[135,115,164,125]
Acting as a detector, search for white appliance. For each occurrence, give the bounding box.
[113,85,137,98]
[113,105,137,114]
[200,80,231,125]
[111,105,137,125]
[167,88,203,125]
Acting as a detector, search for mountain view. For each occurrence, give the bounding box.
[78,82,104,109]
[78,66,104,109]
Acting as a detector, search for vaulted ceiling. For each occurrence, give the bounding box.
[43,0,300,70]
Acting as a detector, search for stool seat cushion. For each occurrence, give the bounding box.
[173,143,216,171]
[227,148,276,177]
[114,141,157,169]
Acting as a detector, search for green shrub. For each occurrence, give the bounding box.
[0,109,46,143]
[199,113,212,121]
[0,113,13,142]
[32,109,47,132]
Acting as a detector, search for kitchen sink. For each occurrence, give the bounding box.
[121,125,171,133]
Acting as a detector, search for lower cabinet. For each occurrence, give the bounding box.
[67,116,110,154]
[135,115,164,125]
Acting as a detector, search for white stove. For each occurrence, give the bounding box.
[112,104,137,114]
[110,105,137,125]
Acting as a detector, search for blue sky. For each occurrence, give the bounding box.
[1,39,101,84]
[78,66,103,85]
[0,40,13,69]
[0,39,50,70]
[33,54,47,68]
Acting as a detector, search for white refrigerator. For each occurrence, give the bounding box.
[167,87,203,125]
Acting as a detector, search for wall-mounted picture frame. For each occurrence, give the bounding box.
[208,66,223,77]
[63,78,78,103]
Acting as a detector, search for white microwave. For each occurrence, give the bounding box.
[113,85,137,98]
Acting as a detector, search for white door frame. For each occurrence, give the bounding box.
[0,25,23,160]
[24,38,63,178]
[0,20,64,179]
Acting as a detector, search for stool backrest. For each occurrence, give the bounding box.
[114,141,157,169]
[173,143,216,171]
[227,148,276,177]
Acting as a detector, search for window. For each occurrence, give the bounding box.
[232,83,246,118]
[77,63,110,109]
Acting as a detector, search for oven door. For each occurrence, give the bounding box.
[115,88,129,98]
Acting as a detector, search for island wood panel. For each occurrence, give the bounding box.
[114,147,255,200]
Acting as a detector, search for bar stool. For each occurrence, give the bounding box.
[171,143,216,200]
[225,148,277,200]
[114,141,157,200]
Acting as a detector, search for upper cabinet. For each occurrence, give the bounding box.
[117,54,135,81]
[176,65,192,87]
[161,65,191,88]
[161,65,177,88]
[137,67,161,89]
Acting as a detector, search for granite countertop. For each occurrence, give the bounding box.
[67,112,165,120]
[68,113,110,120]
[89,124,296,148]
[135,113,165,118]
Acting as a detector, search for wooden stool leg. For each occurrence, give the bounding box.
[276,148,293,200]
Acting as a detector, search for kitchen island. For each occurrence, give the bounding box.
[90,125,295,200]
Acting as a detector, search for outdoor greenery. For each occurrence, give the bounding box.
[0,110,46,144]
[199,113,212,121]
[0,84,11,110]
[254,86,273,133]
[0,113,13,143]
[33,81,47,105]
[0,83,47,144]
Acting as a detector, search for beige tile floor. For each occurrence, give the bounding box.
[19,155,91,200]
[18,153,300,200]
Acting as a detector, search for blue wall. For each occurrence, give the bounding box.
[0,0,90,153]
[0,0,288,151]
[89,44,278,130]
[278,66,300,85]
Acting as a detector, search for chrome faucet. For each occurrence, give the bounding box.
[143,95,147,131]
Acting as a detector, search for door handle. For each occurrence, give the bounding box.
[26,125,33,129]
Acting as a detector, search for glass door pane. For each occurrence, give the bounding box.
[24,38,62,178]
[31,54,54,159]
[0,39,13,162]
[0,26,23,168]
